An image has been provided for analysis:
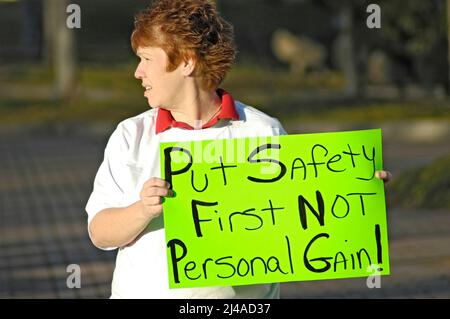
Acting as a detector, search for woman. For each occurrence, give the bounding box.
[86,0,392,299]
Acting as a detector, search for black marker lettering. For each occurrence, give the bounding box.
[267,256,288,275]
[250,257,268,276]
[210,156,237,186]
[164,147,192,190]
[215,256,236,279]
[347,192,377,216]
[286,235,294,274]
[375,224,382,264]
[167,238,188,284]
[334,252,347,272]
[308,144,328,178]
[184,261,200,280]
[327,154,346,172]
[261,199,284,226]
[202,258,214,280]
[357,249,372,269]
[298,191,325,230]
[228,208,263,232]
[291,157,307,180]
[190,170,208,192]
[357,145,376,181]
[304,233,332,273]
[331,194,350,218]
[247,144,287,183]
[237,258,250,277]
[191,200,218,237]
[342,144,360,168]
[215,210,224,231]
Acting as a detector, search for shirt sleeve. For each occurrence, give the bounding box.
[85,124,129,250]
[270,117,288,136]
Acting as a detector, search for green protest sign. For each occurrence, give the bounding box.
[160,129,389,288]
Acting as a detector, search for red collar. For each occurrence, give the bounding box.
[155,89,240,134]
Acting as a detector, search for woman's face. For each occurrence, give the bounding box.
[134,46,185,110]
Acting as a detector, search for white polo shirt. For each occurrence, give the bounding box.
[86,92,287,299]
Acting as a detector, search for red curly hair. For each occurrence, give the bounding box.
[131,0,236,90]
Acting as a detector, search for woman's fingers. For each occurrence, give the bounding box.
[143,195,163,205]
[139,177,173,216]
[375,170,392,182]
[142,186,172,197]
[144,177,170,189]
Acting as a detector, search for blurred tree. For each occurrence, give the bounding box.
[448,0,450,94]
[320,0,447,96]
[43,0,76,101]
[367,0,447,95]
[379,1,444,61]
[20,0,42,59]
[319,0,360,97]
[337,0,358,97]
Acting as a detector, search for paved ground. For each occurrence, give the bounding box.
[0,131,116,298]
[0,127,449,299]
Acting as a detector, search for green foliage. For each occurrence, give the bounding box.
[388,154,450,209]
[378,0,446,58]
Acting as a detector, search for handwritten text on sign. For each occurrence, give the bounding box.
[160,129,390,288]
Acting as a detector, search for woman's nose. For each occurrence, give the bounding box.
[134,62,145,79]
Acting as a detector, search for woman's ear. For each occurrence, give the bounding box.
[181,57,196,77]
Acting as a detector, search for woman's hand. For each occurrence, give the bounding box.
[139,177,173,219]
[375,170,392,183]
